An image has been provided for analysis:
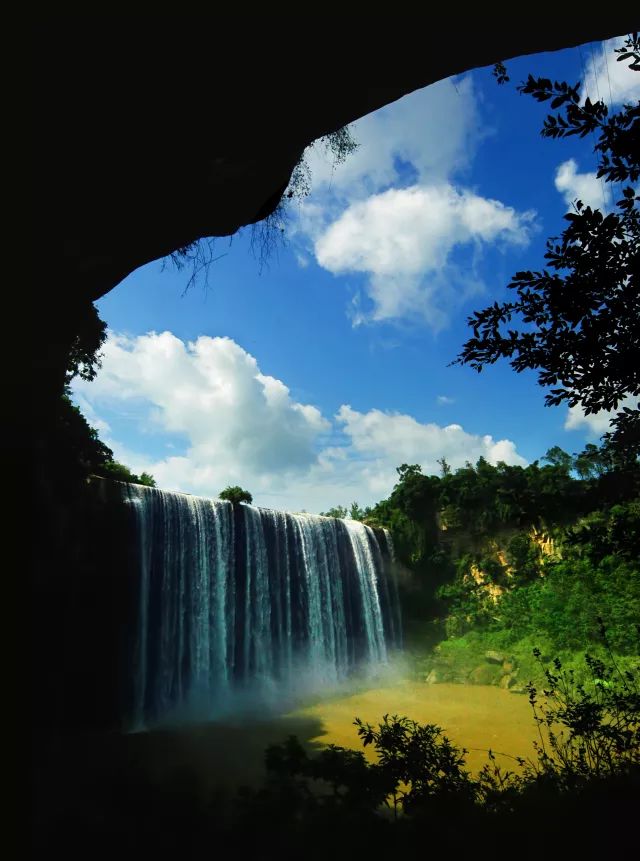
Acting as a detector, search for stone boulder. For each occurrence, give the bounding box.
[499,673,518,690]
[468,664,502,685]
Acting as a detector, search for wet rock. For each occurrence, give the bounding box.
[425,669,439,684]
[499,673,518,690]
[469,664,502,685]
[502,657,518,673]
[485,650,506,664]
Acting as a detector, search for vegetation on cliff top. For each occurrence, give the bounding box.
[219,485,254,505]
[325,448,639,680]
[56,302,156,489]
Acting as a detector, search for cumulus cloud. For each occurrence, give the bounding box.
[582,37,640,106]
[74,332,527,512]
[337,406,527,472]
[314,184,534,328]
[74,331,329,489]
[289,73,537,330]
[303,77,480,201]
[554,159,611,212]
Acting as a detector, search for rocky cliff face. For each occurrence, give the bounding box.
[35,21,632,313]
[465,528,559,602]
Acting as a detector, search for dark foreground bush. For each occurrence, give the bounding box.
[234,641,639,859]
[34,642,639,861]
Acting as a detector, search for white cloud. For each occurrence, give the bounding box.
[582,37,640,106]
[303,77,480,201]
[437,395,455,405]
[74,331,329,484]
[555,41,638,216]
[314,184,534,329]
[337,406,527,473]
[564,395,637,436]
[74,331,527,512]
[289,73,537,330]
[554,159,611,212]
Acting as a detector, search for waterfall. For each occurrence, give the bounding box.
[123,485,401,726]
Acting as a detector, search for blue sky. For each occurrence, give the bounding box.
[73,37,639,512]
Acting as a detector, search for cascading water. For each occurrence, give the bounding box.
[123,485,401,727]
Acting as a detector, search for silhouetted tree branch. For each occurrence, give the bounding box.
[456,36,639,457]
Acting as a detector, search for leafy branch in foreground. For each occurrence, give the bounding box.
[251,634,639,821]
[524,620,639,787]
[456,39,640,456]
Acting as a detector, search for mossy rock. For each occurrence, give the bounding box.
[468,664,502,685]
[499,673,518,690]
[484,650,506,665]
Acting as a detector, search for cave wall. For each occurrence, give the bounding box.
[33,478,137,734]
[31,19,636,423]
[35,20,636,307]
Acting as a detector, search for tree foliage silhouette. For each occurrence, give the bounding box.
[458,36,639,457]
[219,485,253,504]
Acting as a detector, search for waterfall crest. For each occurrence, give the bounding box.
[123,485,401,726]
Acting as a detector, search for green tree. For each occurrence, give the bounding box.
[59,301,157,487]
[543,446,573,474]
[65,301,107,385]
[573,442,604,479]
[51,302,113,482]
[396,463,423,482]
[320,505,349,519]
[55,393,114,481]
[437,457,452,477]
[457,38,639,456]
[97,461,156,486]
[219,485,253,505]
[349,501,368,521]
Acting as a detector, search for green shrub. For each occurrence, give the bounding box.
[497,556,640,655]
